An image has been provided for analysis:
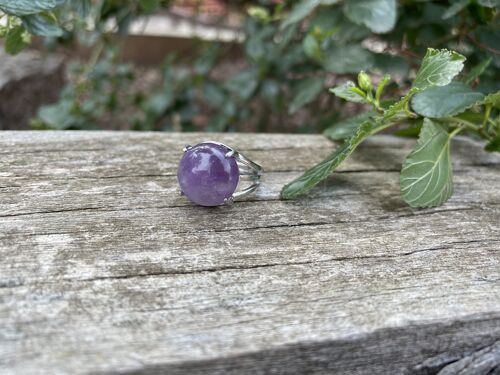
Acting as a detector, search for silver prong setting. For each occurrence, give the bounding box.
[178,141,263,206]
[223,196,235,205]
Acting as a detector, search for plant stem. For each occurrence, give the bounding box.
[483,104,492,128]
[446,116,493,140]
[449,126,464,138]
[370,120,397,135]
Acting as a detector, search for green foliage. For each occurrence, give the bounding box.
[289,77,324,114]
[329,81,367,104]
[0,0,64,16]
[442,0,469,19]
[322,44,374,74]
[281,0,341,29]
[323,111,373,141]
[484,92,500,107]
[1,0,498,132]
[344,0,396,34]
[5,25,30,54]
[0,1,171,52]
[0,0,66,45]
[400,119,454,208]
[485,136,500,152]
[282,48,500,208]
[411,82,484,118]
[412,49,466,90]
[281,121,372,199]
[463,58,492,85]
[22,13,63,37]
[32,48,134,129]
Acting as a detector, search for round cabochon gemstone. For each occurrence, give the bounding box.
[177,142,239,206]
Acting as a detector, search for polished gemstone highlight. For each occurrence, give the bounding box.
[177,142,239,206]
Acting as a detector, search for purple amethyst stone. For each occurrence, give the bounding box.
[177,142,239,206]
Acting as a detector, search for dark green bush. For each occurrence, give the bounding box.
[0,0,498,132]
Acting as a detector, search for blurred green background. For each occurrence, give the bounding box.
[0,0,498,132]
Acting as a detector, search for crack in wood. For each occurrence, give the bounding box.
[0,238,488,287]
[0,148,107,155]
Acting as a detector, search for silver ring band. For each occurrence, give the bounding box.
[197,141,263,204]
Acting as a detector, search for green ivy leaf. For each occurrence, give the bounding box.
[413,49,466,90]
[289,77,324,114]
[22,14,63,37]
[463,57,492,85]
[144,92,173,116]
[324,111,373,140]
[373,54,409,78]
[411,82,484,118]
[37,100,76,129]
[477,0,500,7]
[194,46,219,75]
[308,5,340,36]
[400,119,455,208]
[5,26,30,55]
[281,0,320,29]
[0,0,66,16]
[281,121,372,199]
[281,0,341,29]
[343,0,396,34]
[330,81,367,103]
[322,45,374,74]
[303,33,322,60]
[203,83,226,107]
[224,70,258,101]
[442,0,469,20]
[330,15,371,44]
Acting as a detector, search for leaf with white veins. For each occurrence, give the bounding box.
[0,0,65,16]
[413,49,465,90]
[400,119,455,208]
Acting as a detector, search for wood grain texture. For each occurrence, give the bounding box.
[0,131,499,375]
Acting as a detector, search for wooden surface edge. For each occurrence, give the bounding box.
[106,314,500,375]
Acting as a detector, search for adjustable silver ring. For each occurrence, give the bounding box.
[177,141,263,206]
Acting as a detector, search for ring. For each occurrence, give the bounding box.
[177,141,263,206]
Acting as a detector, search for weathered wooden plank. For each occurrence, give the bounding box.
[0,131,499,375]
